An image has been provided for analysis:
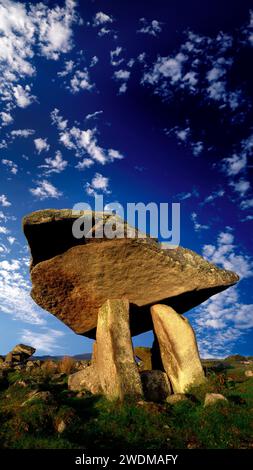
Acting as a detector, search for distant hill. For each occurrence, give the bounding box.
[224,354,247,362]
[32,353,92,361]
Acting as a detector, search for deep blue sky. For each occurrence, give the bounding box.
[0,0,252,357]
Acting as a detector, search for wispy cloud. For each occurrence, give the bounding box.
[21,328,65,354]
[29,179,62,200]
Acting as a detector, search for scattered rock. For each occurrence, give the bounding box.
[166,393,189,405]
[23,209,239,339]
[140,370,171,402]
[56,419,67,434]
[96,299,143,400]
[151,304,206,393]
[204,393,228,407]
[245,370,253,377]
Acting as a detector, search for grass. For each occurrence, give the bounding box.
[0,360,252,450]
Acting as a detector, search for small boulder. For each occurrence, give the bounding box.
[166,393,189,405]
[204,393,228,407]
[140,370,172,402]
[245,370,253,377]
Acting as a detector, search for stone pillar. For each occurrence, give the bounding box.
[151,304,205,393]
[96,298,143,400]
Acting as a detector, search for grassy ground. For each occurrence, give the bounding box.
[0,360,252,450]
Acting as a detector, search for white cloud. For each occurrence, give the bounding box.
[34,137,50,154]
[222,153,247,176]
[114,69,130,80]
[13,84,35,108]
[29,179,62,200]
[0,0,78,119]
[240,198,253,210]
[11,129,35,138]
[0,226,9,234]
[39,150,68,175]
[2,158,18,175]
[51,109,124,165]
[85,110,103,121]
[137,18,162,37]
[203,231,253,279]
[118,83,127,94]
[0,194,11,207]
[31,0,78,60]
[85,172,111,196]
[0,257,45,325]
[114,69,131,94]
[57,59,74,77]
[69,69,93,93]
[1,112,13,126]
[110,47,124,66]
[202,189,224,205]
[230,179,250,197]
[93,12,113,27]
[21,328,64,354]
[191,212,209,232]
[75,158,94,170]
[51,108,68,130]
[188,229,253,357]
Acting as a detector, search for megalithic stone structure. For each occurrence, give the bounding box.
[151,304,206,393]
[23,209,240,401]
[96,298,143,400]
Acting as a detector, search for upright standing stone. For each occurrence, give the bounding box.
[96,299,143,400]
[151,304,205,393]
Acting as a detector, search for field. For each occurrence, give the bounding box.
[0,357,252,450]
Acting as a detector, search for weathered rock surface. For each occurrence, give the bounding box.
[204,393,228,406]
[151,304,206,393]
[68,364,101,394]
[140,370,171,402]
[96,299,143,400]
[12,344,36,358]
[23,209,239,339]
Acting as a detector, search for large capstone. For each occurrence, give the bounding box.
[23,209,239,339]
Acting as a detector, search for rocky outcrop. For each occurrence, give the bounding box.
[151,305,206,393]
[23,209,239,339]
[96,299,143,400]
[204,393,228,406]
[4,344,36,365]
[140,370,171,402]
